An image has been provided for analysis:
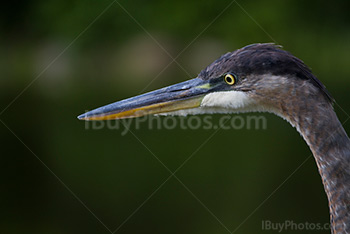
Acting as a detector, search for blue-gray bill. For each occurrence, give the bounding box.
[77,78,215,120]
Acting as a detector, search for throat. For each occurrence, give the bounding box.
[283,99,350,233]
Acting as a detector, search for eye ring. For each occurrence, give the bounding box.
[224,73,236,85]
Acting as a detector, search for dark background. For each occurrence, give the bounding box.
[1,0,350,233]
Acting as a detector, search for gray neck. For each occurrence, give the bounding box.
[282,94,350,233]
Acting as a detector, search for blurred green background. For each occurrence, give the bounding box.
[1,0,350,233]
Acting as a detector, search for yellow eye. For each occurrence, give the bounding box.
[224,73,236,85]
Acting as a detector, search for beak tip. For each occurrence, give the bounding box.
[77,113,87,120]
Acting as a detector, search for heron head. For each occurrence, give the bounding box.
[78,43,332,120]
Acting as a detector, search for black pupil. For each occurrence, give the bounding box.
[226,76,232,83]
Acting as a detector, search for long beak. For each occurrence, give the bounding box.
[78,78,215,120]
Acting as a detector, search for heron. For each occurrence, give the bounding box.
[78,43,350,233]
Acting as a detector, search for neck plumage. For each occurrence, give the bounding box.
[281,92,350,233]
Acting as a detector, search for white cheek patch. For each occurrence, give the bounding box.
[200,91,254,109]
[158,91,258,117]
